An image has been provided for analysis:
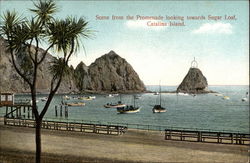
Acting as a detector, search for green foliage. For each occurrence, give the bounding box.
[48,17,91,55]
[49,57,70,80]
[30,0,57,25]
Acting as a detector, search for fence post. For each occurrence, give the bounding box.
[11,106,13,117]
[55,106,58,117]
[28,107,30,119]
[60,105,63,117]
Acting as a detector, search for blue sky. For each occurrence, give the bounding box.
[1,0,249,85]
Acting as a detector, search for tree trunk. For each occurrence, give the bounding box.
[36,119,42,163]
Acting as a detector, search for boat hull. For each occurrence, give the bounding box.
[117,107,140,114]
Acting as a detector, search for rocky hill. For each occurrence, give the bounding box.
[87,51,145,92]
[177,68,213,94]
[0,37,145,93]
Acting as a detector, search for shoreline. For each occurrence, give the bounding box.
[0,121,249,163]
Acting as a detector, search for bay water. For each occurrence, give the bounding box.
[0,85,249,133]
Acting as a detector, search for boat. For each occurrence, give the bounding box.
[40,97,47,102]
[78,96,94,101]
[104,95,126,108]
[154,92,159,95]
[66,102,85,106]
[242,92,248,101]
[117,96,140,114]
[152,84,166,113]
[117,105,140,114]
[223,96,230,100]
[104,101,126,108]
[135,95,142,99]
[63,95,71,100]
[177,92,189,96]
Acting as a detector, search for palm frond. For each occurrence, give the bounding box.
[49,58,71,79]
[30,0,57,25]
[47,16,93,56]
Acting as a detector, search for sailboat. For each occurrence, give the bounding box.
[152,84,166,113]
[117,95,140,113]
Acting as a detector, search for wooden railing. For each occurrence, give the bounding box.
[165,129,250,145]
[4,117,127,135]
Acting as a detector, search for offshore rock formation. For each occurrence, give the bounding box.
[177,68,212,94]
[0,37,145,93]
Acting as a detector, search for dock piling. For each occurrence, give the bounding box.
[55,106,58,117]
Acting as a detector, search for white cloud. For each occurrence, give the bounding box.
[125,20,167,31]
[193,23,233,34]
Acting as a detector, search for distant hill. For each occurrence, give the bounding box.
[0,37,145,93]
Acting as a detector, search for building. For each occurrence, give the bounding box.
[0,93,14,106]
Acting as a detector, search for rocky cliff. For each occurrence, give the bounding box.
[0,37,145,93]
[0,38,76,93]
[87,51,145,92]
[177,68,212,94]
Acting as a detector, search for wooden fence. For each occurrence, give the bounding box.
[165,129,250,145]
[4,117,127,135]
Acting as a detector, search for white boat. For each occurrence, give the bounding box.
[105,94,125,108]
[223,96,230,100]
[242,92,248,101]
[78,96,94,101]
[154,92,159,95]
[107,94,114,98]
[40,97,47,102]
[117,96,140,114]
[152,84,166,113]
[66,102,85,106]
[177,92,189,96]
[63,95,71,100]
[104,102,126,108]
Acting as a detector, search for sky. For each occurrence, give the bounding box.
[0,0,249,86]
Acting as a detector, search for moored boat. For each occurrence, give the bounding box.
[104,101,126,108]
[117,95,140,114]
[152,83,167,113]
[117,105,140,114]
[63,95,71,100]
[152,105,166,113]
[66,102,85,106]
[223,96,230,100]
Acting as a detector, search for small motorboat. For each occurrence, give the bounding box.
[223,96,230,100]
[104,101,126,108]
[154,92,159,95]
[117,105,140,114]
[40,97,48,102]
[177,92,189,96]
[66,102,85,106]
[78,96,94,101]
[63,95,71,100]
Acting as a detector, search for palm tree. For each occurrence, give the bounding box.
[0,1,92,163]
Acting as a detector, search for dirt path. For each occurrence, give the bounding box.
[0,124,249,163]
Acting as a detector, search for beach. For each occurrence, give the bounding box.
[0,119,249,163]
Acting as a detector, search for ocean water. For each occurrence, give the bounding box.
[0,85,249,133]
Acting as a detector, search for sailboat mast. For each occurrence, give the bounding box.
[134,95,135,107]
[159,82,161,106]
